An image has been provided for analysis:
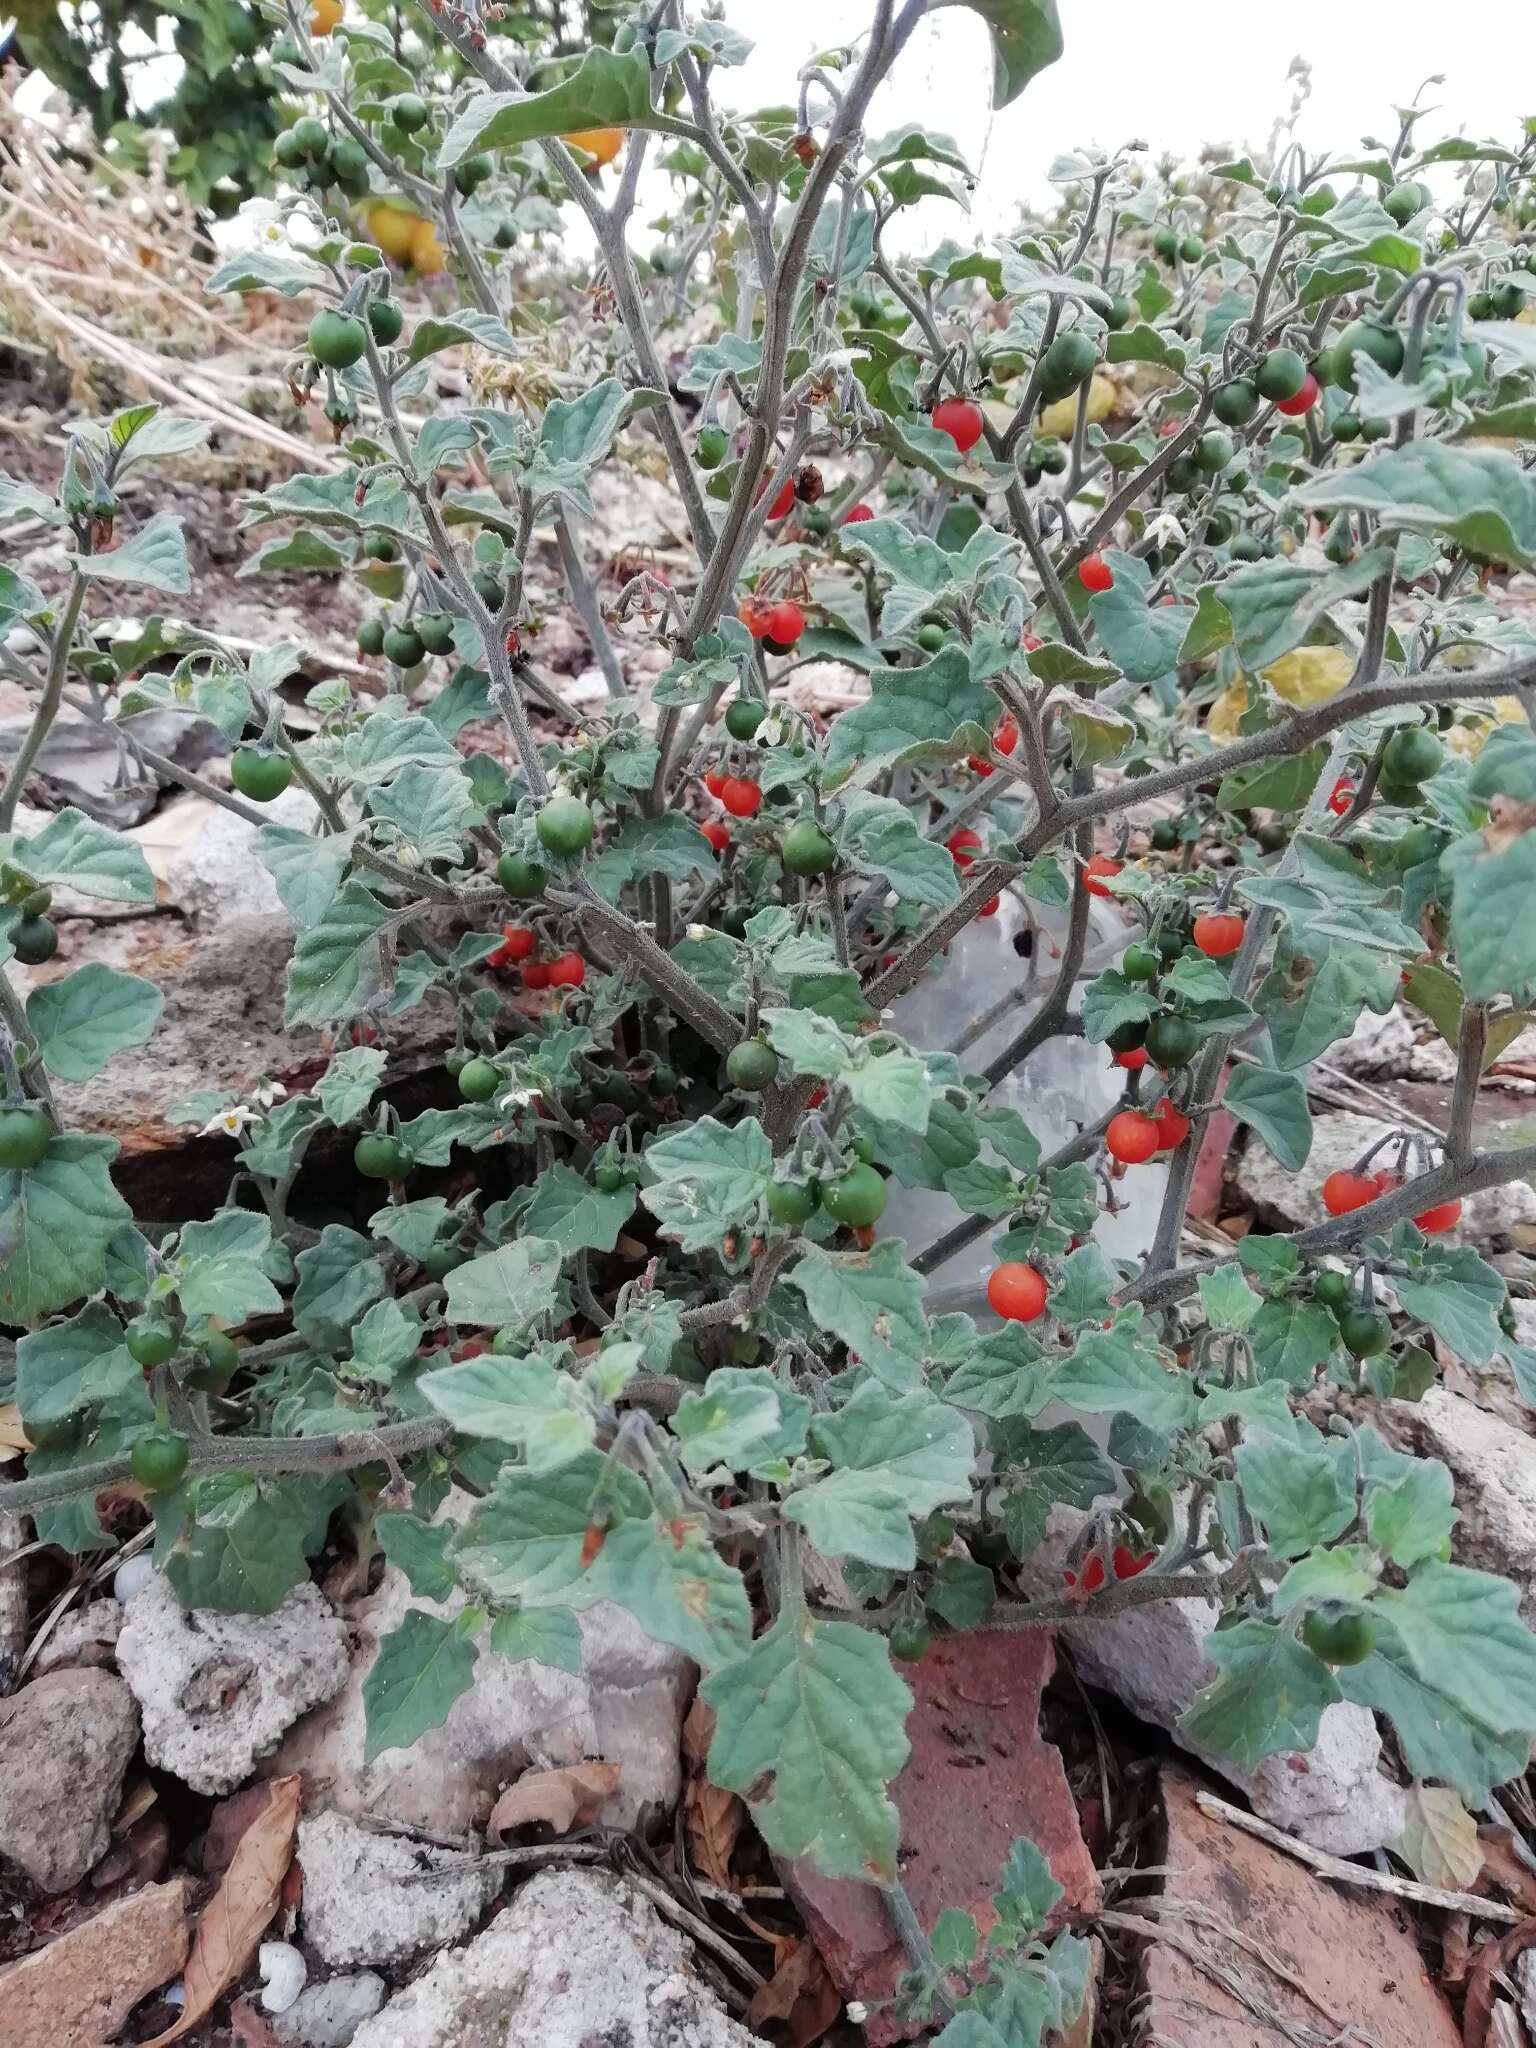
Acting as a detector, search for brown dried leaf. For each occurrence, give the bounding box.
[228,1998,281,2048]
[488,1761,620,1840]
[1397,1782,1483,1892]
[141,1775,301,2046]
[1462,1916,1536,2048]
[747,1938,842,2048]
[1477,1827,1536,1916]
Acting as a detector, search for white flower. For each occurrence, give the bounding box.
[253,1081,287,1109]
[846,2003,869,2025]
[201,1105,261,1138]
[686,923,711,942]
[1143,509,1186,550]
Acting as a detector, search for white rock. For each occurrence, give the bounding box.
[296,1812,499,1970]
[0,1668,140,1893]
[32,1597,122,1675]
[117,1573,349,1795]
[1331,1006,1416,1080]
[1024,1509,1405,1854]
[1518,1946,1536,2037]
[164,783,319,926]
[268,1497,692,1836]
[114,1553,156,1604]
[271,1973,388,2048]
[259,1942,308,2014]
[347,1869,758,2048]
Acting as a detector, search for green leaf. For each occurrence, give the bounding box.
[1289,443,1536,569]
[786,1240,928,1390]
[844,1049,933,1133]
[0,1135,132,1321]
[1199,1264,1260,1332]
[673,1367,810,1477]
[174,1210,283,1322]
[823,646,994,790]
[1234,1435,1354,1558]
[1053,1321,1198,1436]
[11,808,155,902]
[346,1297,422,1383]
[1087,553,1188,681]
[406,307,522,365]
[376,1513,458,1601]
[1221,1065,1312,1170]
[258,825,357,932]
[283,884,397,1027]
[420,1351,593,1472]
[597,1512,754,1667]
[343,714,463,789]
[837,791,958,909]
[454,1453,646,1608]
[784,1382,974,1568]
[363,1610,479,1760]
[927,1556,996,1629]
[1181,1618,1342,1768]
[25,965,162,1082]
[155,1472,314,1615]
[761,1006,855,1080]
[521,1162,636,1255]
[16,1302,136,1430]
[1443,828,1536,1001]
[942,1324,1048,1420]
[366,763,476,864]
[438,48,654,164]
[292,1225,385,1352]
[206,248,329,297]
[995,1422,1117,1556]
[73,511,189,592]
[241,530,351,577]
[1366,1461,1456,1568]
[641,1116,773,1254]
[443,1238,565,1329]
[1249,1297,1339,1385]
[701,1612,912,1882]
[314,1045,387,1127]
[1081,969,1159,1044]
[1393,1237,1506,1366]
[1105,322,1187,371]
[961,0,1063,107]
[1218,550,1396,671]
[1051,1241,1118,1327]
[487,1606,583,1675]
[369,1198,451,1266]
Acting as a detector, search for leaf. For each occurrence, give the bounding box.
[640,1116,773,1254]
[11,807,154,901]
[597,1511,755,1667]
[844,1049,932,1132]
[347,1297,421,1384]
[487,1761,620,1841]
[314,1045,387,1127]
[1053,1322,1198,1437]
[837,791,959,909]
[25,964,163,1082]
[175,1211,283,1323]
[206,248,329,296]
[960,0,1064,108]
[1395,1782,1483,1891]
[1181,1619,1342,1768]
[438,47,653,164]
[1051,1241,1118,1327]
[823,646,994,790]
[701,1612,912,1883]
[1081,969,1159,1043]
[1087,554,1188,681]
[520,1162,636,1255]
[73,511,189,592]
[1199,1265,1260,1332]
[1366,1460,1456,1568]
[16,1301,136,1430]
[283,884,396,1027]
[1234,1435,1354,1558]
[1250,1297,1339,1385]
[786,1240,928,1390]
[672,1368,810,1477]
[1289,442,1536,568]
[453,1452,651,1609]
[363,1611,479,1761]
[1221,1065,1312,1170]
[783,1382,974,1568]
[1443,828,1536,1001]
[1373,1562,1536,1763]
[996,1422,1117,1556]
[419,1352,593,1472]
[487,1607,583,1675]
[0,1135,132,1321]
[443,1238,564,1329]
[1220,550,1396,671]
[155,1473,314,1615]
[257,825,355,933]
[292,1226,384,1352]
[406,308,522,365]
[942,1324,1048,1419]
[140,1776,300,2048]
[1393,1238,1506,1366]
[376,1513,457,1602]
[927,1556,997,1629]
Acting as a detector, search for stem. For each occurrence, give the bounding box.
[554,514,627,699]
[0,570,86,831]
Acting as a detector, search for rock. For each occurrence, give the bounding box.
[1349,1387,1536,1623]
[1021,1509,1404,1854]
[269,1497,692,1836]
[0,1667,139,1892]
[1518,1947,1536,2036]
[1142,1766,1461,2047]
[31,1596,122,1675]
[296,1812,499,1969]
[1331,1005,1416,1079]
[272,1972,389,2048]
[347,1869,758,2048]
[117,1572,348,1795]
[784,1629,1099,2046]
[164,785,320,926]
[0,1877,192,2048]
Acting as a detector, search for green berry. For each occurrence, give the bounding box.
[354,1132,411,1181]
[0,1106,52,1171]
[126,1315,177,1368]
[457,1057,501,1103]
[307,308,367,370]
[724,698,767,741]
[497,851,548,898]
[383,624,425,669]
[725,1037,779,1091]
[536,795,596,858]
[230,747,294,802]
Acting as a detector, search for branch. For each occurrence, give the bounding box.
[1447,1001,1486,1167]
[0,569,85,831]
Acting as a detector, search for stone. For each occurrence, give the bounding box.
[164,784,320,926]
[30,1596,122,1675]
[296,1812,500,1970]
[1331,1004,1416,1079]
[1141,1766,1461,2047]
[272,1972,389,2048]
[0,1877,192,2048]
[784,1629,1098,2047]
[1348,1386,1536,1623]
[1020,1508,1404,1855]
[347,1869,758,2048]
[1518,1947,1536,2036]
[269,1496,693,1835]
[117,1571,348,1795]
[0,1667,139,1892]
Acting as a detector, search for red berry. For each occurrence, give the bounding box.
[978,896,1001,918]
[1083,853,1122,898]
[987,1261,1047,1322]
[522,960,552,990]
[806,1083,828,1110]
[1107,1109,1161,1164]
[842,502,874,524]
[1078,553,1114,592]
[930,396,985,453]
[720,776,762,818]
[1414,1198,1461,1234]
[994,715,1019,756]
[497,923,536,963]
[1112,1544,1156,1581]
[1321,1169,1378,1216]
[761,599,805,646]
[700,819,730,853]
[1327,776,1356,817]
[1022,634,1042,652]
[547,950,586,988]
[1275,371,1320,417]
[1150,1096,1191,1150]
[704,768,727,799]
[1192,911,1245,959]
[1066,1553,1107,1593]
[761,475,795,519]
[947,827,983,867]
[1114,1046,1150,1070]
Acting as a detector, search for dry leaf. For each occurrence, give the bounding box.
[682,1698,742,1889]
[488,1761,620,1840]
[747,1938,841,2048]
[228,1998,281,2048]
[1397,1782,1484,1892]
[141,1775,301,2046]
[1477,1827,1536,1916]
[1461,1916,1536,2048]
[0,1403,32,1454]
[113,1777,160,1834]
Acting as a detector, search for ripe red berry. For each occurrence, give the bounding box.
[496,923,536,963]
[1321,1168,1378,1216]
[704,768,727,799]
[1083,853,1122,897]
[994,715,1019,756]
[1114,1046,1150,1070]
[1150,1096,1191,1150]
[1327,776,1356,817]
[700,819,730,853]
[1275,371,1320,417]
[930,396,985,453]
[1078,553,1114,592]
[522,959,552,990]
[977,896,1001,918]
[987,1261,1047,1322]
[547,950,586,988]
[720,776,762,818]
[842,502,874,524]
[761,599,805,646]
[761,475,795,519]
[1414,1198,1461,1234]
[1107,1109,1161,1164]
[947,827,983,867]
[1112,1544,1156,1580]
[1065,1553,1107,1593]
[806,1083,829,1110]
[1192,911,1246,959]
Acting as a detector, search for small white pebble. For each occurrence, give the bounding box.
[258,1941,308,2015]
[113,1555,156,1604]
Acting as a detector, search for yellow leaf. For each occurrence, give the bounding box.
[1445,695,1526,759]
[1038,372,1116,440]
[1261,646,1353,708]
[1207,677,1251,742]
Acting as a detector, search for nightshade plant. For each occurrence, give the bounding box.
[6,3,1536,2035]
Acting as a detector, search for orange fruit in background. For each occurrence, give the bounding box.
[561,126,623,167]
[364,201,423,263]
[409,218,446,274]
[310,0,343,34]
